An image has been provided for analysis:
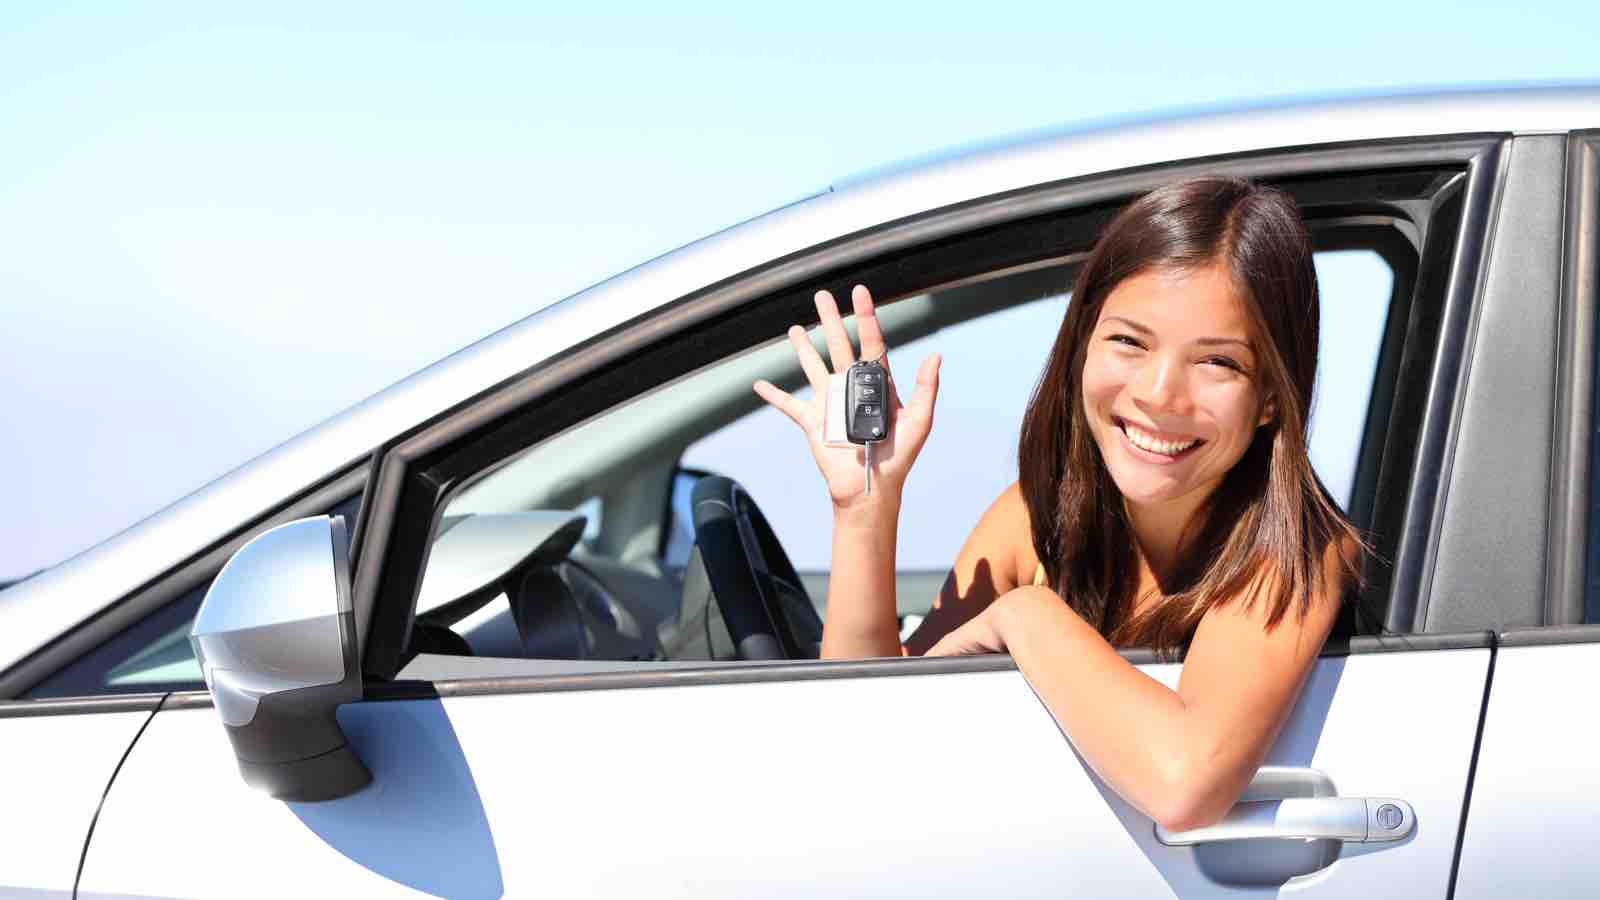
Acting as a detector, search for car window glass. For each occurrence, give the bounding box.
[662,468,707,571]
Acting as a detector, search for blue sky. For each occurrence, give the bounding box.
[3,2,1597,579]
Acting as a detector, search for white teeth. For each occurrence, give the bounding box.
[1122,422,1197,456]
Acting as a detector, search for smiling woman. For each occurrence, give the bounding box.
[1013,177,1362,653]
[754,175,1364,832]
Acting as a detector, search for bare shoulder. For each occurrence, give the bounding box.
[1189,530,1358,667]
[901,480,1037,655]
[953,480,1036,593]
[1308,530,1363,619]
[1329,531,1363,584]
[994,481,1042,587]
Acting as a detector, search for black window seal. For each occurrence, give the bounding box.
[0,463,370,700]
[1321,223,1421,533]
[353,136,1504,683]
[1384,144,1507,634]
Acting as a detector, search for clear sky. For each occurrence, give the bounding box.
[3,2,1597,580]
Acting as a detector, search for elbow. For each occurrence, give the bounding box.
[1145,764,1236,833]
[1151,795,1229,834]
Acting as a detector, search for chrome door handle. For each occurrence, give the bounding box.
[1155,796,1415,846]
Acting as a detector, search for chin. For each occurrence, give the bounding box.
[1097,446,1189,504]
[1108,476,1188,507]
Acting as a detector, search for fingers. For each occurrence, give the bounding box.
[786,325,830,395]
[901,352,942,426]
[814,290,856,372]
[852,284,889,368]
[753,380,808,429]
[923,626,963,657]
[922,613,1002,657]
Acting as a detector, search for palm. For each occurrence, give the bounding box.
[798,383,927,504]
[753,285,941,508]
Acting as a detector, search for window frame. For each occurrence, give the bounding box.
[343,136,1504,690]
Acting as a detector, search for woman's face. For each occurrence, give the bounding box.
[1080,262,1270,518]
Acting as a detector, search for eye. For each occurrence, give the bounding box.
[1107,333,1145,349]
[1201,355,1246,373]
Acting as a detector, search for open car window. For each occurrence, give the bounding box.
[683,249,1394,575]
[411,243,1402,671]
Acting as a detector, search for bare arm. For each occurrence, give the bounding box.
[751,285,941,659]
[930,538,1353,831]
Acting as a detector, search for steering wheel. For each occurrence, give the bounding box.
[689,476,824,659]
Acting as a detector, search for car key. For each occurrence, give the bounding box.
[845,359,888,494]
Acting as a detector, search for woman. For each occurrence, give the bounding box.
[752,175,1364,832]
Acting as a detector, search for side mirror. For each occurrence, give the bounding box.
[190,515,369,801]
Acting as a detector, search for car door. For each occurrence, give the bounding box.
[79,649,1490,899]
[0,703,155,898]
[79,135,1510,898]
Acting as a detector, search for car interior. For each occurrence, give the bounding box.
[401,262,1081,675]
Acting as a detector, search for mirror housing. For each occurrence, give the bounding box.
[190,515,369,801]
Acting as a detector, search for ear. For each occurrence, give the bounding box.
[1257,394,1277,428]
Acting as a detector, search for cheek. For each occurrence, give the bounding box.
[1079,352,1125,409]
[1202,383,1263,445]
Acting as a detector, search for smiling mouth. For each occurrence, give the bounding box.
[1115,417,1205,459]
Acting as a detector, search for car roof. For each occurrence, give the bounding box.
[4,83,1598,674]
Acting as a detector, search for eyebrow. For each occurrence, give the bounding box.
[1100,315,1253,351]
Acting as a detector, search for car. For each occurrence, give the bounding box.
[3,85,1598,898]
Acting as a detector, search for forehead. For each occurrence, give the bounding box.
[1096,264,1253,339]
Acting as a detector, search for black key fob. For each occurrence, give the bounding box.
[845,360,888,444]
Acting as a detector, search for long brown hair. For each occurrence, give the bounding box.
[1019,176,1363,654]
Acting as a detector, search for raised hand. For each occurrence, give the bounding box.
[753,285,941,510]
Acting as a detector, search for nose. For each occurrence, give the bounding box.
[1131,354,1190,416]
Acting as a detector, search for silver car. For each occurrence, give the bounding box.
[3,86,1597,898]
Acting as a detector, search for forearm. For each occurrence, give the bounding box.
[819,495,904,659]
[998,589,1234,829]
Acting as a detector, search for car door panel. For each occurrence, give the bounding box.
[83,646,1485,898]
[77,702,451,899]
[1452,636,1600,898]
[0,709,153,899]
